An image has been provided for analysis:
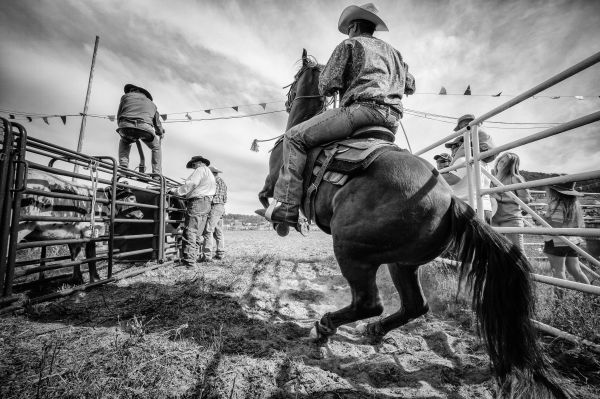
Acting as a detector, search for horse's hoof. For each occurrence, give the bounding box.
[360,322,386,345]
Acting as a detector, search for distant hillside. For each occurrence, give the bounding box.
[223,213,265,225]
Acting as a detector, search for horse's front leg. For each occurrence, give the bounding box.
[361,263,429,344]
[312,261,383,344]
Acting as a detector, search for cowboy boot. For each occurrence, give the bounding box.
[255,202,309,235]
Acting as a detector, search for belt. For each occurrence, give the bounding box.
[354,101,402,119]
[187,196,212,202]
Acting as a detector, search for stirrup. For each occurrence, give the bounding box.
[262,202,309,237]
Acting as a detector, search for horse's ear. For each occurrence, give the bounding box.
[302,48,307,65]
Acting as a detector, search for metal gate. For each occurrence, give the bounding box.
[0,119,186,311]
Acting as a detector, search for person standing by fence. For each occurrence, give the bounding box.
[200,166,227,262]
[542,182,590,284]
[116,84,165,174]
[490,152,533,249]
[170,156,215,268]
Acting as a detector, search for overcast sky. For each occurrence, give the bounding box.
[1,0,599,214]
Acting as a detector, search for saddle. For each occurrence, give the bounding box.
[301,125,404,232]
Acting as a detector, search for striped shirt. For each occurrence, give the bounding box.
[212,176,227,204]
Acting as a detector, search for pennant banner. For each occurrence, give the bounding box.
[439,87,447,95]
[108,115,115,122]
[26,117,32,122]
[204,109,211,114]
[464,85,471,95]
[185,113,192,120]
[259,103,266,110]
[160,114,167,121]
[60,115,67,124]
[493,92,502,97]
[232,106,239,112]
[42,117,49,125]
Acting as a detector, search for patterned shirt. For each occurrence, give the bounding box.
[319,34,415,114]
[212,175,227,204]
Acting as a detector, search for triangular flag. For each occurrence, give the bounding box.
[107,115,115,122]
[26,116,32,122]
[250,139,259,152]
[464,85,471,95]
[9,114,15,119]
[60,115,67,124]
[185,113,192,120]
[575,96,584,100]
[232,106,239,112]
[42,117,49,124]
[551,96,560,99]
[204,109,211,114]
[160,114,167,121]
[492,92,502,97]
[438,87,447,95]
[259,103,267,110]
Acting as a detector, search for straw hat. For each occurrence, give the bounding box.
[338,3,389,34]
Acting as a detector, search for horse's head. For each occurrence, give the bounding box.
[284,49,325,130]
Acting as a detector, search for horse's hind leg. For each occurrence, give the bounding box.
[363,263,429,344]
[313,261,383,343]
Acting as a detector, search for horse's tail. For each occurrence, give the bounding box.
[447,197,571,398]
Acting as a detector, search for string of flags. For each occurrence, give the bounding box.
[1,89,598,125]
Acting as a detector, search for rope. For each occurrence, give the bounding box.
[398,120,412,153]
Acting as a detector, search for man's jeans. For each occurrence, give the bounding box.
[118,127,162,174]
[201,203,225,259]
[274,103,399,205]
[182,197,212,265]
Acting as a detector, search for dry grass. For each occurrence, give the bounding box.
[0,229,598,398]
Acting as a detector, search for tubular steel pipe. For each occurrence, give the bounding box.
[21,188,160,210]
[15,254,72,267]
[4,122,28,297]
[17,254,110,276]
[533,320,600,354]
[471,125,485,218]
[495,227,600,237]
[17,237,106,249]
[153,173,166,262]
[93,156,117,277]
[113,218,155,223]
[19,215,110,222]
[482,169,600,195]
[478,111,600,163]
[532,273,600,295]
[113,248,155,258]
[0,117,15,296]
[484,168,600,273]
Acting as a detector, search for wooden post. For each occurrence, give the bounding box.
[74,36,100,175]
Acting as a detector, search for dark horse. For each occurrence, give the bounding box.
[258,50,569,398]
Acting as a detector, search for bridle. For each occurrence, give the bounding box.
[284,64,328,112]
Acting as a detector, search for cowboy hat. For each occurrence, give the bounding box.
[209,166,222,174]
[453,114,475,132]
[434,153,452,162]
[338,3,389,34]
[185,155,211,169]
[124,84,153,101]
[549,181,584,197]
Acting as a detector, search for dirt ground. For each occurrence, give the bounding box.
[0,229,598,398]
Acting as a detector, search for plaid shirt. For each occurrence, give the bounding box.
[212,176,227,204]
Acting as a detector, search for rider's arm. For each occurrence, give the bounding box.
[318,41,351,96]
[175,169,201,197]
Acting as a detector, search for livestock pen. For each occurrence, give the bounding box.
[0,118,187,312]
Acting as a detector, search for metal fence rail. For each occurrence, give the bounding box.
[0,118,186,306]
[415,50,600,348]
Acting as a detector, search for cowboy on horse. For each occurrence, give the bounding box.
[257,3,415,228]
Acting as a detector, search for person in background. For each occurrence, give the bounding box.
[200,166,227,262]
[433,153,452,170]
[116,84,165,174]
[443,114,497,223]
[170,155,215,268]
[490,152,533,249]
[542,182,590,284]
